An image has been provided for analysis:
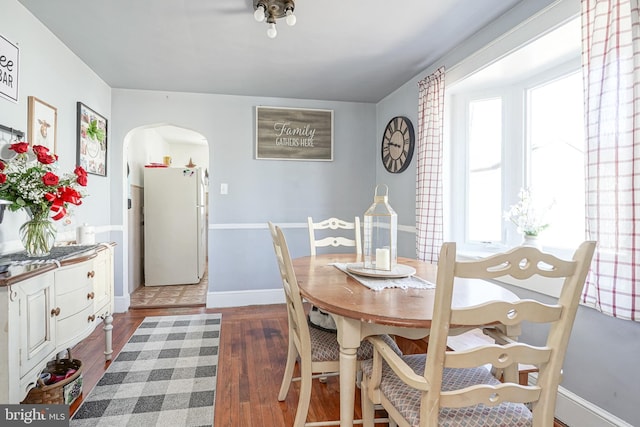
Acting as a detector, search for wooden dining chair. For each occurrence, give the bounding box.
[268,222,399,427]
[307,216,362,255]
[360,241,596,427]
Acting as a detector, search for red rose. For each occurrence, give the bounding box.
[0,161,5,171]
[10,142,29,153]
[42,172,59,186]
[74,166,87,177]
[0,173,6,184]
[32,145,49,156]
[37,153,57,165]
[76,175,88,186]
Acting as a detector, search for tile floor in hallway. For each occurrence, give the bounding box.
[129,270,208,308]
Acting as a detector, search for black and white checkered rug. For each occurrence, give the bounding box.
[71,313,221,427]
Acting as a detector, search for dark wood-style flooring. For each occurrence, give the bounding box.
[69,304,565,426]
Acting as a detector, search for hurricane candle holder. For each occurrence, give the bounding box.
[363,185,397,271]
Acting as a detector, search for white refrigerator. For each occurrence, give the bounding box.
[143,167,206,286]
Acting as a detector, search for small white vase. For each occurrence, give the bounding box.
[522,235,542,250]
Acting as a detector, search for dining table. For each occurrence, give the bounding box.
[292,253,521,427]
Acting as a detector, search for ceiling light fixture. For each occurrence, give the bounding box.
[253,0,296,39]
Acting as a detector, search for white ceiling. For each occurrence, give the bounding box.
[18,0,525,103]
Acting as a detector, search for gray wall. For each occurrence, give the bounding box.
[0,0,112,249]
[110,90,378,295]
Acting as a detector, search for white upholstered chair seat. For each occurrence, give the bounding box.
[361,354,533,427]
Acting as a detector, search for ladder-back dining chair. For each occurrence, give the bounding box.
[307,216,362,255]
[360,241,596,427]
[268,222,399,427]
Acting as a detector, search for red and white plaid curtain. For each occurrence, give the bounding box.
[581,0,640,321]
[416,67,445,263]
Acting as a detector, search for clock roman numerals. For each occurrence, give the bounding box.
[383,154,406,172]
[384,155,393,170]
[381,116,415,174]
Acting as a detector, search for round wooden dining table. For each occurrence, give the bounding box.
[292,253,520,427]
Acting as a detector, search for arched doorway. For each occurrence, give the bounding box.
[123,124,210,308]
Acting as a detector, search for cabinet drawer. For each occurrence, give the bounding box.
[56,304,94,348]
[55,262,94,296]
[55,284,93,320]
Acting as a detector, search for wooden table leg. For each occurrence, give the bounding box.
[335,316,363,427]
[339,345,357,427]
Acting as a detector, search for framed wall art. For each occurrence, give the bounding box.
[27,96,57,153]
[0,33,19,103]
[77,102,108,176]
[256,106,333,161]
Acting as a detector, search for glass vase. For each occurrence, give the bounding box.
[19,213,57,257]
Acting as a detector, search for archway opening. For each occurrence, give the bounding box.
[123,124,210,308]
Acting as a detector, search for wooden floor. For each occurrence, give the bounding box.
[69,304,566,426]
[70,304,377,426]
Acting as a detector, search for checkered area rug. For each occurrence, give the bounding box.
[71,313,221,427]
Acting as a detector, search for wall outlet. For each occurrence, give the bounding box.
[220,183,228,195]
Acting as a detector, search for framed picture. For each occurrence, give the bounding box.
[77,102,108,176]
[27,96,57,153]
[256,106,333,161]
[0,33,19,103]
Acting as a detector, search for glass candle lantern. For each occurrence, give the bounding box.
[363,185,397,271]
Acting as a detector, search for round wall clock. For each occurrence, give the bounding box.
[381,116,415,173]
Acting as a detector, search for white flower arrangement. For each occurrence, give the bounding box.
[504,188,553,237]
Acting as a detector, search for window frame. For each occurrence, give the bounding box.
[447,56,583,255]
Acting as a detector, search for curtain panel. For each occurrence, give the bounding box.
[581,0,640,321]
[416,67,445,263]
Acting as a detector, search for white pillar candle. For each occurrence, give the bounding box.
[376,248,390,270]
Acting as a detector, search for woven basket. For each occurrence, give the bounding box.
[21,350,83,405]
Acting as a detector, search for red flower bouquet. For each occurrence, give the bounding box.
[0,142,88,255]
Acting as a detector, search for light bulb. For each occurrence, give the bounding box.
[254,5,265,22]
[267,23,277,38]
[285,10,296,26]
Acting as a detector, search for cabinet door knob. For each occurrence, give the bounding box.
[51,307,60,317]
[87,292,95,300]
[88,314,96,322]
[87,270,95,278]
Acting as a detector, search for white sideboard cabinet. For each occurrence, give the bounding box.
[0,243,115,403]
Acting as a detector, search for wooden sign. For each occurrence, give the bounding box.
[256,106,333,161]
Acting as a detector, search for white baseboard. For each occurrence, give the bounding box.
[206,289,284,308]
[114,294,130,313]
[527,373,632,427]
[556,385,633,427]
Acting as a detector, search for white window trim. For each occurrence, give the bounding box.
[442,0,581,296]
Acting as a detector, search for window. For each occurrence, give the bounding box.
[468,98,502,243]
[528,72,585,248]
[447,18,584,251]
